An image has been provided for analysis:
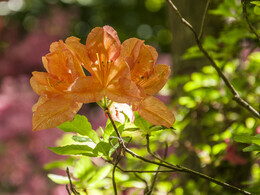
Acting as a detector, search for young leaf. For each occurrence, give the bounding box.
[243,144,260,152]
[134,112,151,132]
[58,114,100,144]
[87,165,112,187]
[93,142,112,158]
[73,156,93,179]
[48,174,75,184]
[234,133,253,144]
[72,135,93,143]
[48,145,97,157]
[44,157,74,170]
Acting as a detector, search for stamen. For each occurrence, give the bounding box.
[47,77,53,88]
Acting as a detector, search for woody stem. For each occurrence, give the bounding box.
[104,108,251,195]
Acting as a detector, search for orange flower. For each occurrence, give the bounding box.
[121,38,175,128]
[31,38,85,131]
[66,26,140,104]
[31,26,140,131]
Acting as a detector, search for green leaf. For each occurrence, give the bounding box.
[72,135,93,143]
[44,158,74,170]
[103,120,125,143]
[87,165,112,187]
[254,5,260,15]
[134,113,151,132]
[243,144,260,152]
[234,133,253,144]
[103,121,114,142]
[251,1,260,6]
[73,156,93,179]
[252,138,260,146]
[48,145,97,157]
[58,115,100,144]
[48,174,74,184]
[93,142,112,158]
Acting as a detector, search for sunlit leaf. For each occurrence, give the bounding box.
[243,145,260,152]
[58,114,100,144]
[48,174,75,184]
[73,156,93,179]
[234,133,253,144]
[48,145,97,157]
[72,135,93,143]
[87,165,112,187]
[93,142,112,158]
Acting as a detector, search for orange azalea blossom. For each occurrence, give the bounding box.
[31,26,140,131]
[30,38,85,131]
[121,38,175,128]
[66,26,140,104]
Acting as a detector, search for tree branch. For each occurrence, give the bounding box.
[104,108,251,195]
[241,0,260,40]
[167,0,260,119]
[198,0,211,40]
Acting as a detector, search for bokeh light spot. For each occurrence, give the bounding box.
[145,0,165,12]
[8,0,24,12]
[157,28,172,45]
[137,24,153,40]
[0,2,11,16]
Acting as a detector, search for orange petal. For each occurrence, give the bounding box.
[46,38,85,80]
[68,76,104,103]
[105,57,130,86]
[86,25,121,62]
[64,36,91,77]
[106,78,141,103]
[134,96,175,128]
[121,38,144,70]
[121,38,158,83]
[32,71,69,93]
[32,96,82,131]
[142,64,171,95]
[30,76,54,97]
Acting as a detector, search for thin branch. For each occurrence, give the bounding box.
[241,0,260,40]
[105,108,251,195]
[198,0,211,40]
[112,159,120,195]
[167,0,260,119]
[147,141,168,195]
[66,185,72,195]
[66,167,80,195]
[134,173,149,192]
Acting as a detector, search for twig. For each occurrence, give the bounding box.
[66,167,80,195]
[105,108,251,195]
[134,173,149,193]
[241,0,260,40]
[167,0,260,119]
[66,185,72,195]
[147,141,168,195]
[198,0,211,40]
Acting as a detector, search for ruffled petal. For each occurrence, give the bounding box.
[121,38,158,83]
[86,25,121,62]
[68,76,104,103]
[142,64,171,96]
[32,96,82,131]
[32,71,69,93]
[134,96,175,128]
[64,36,91,77]
[106,78,141,103]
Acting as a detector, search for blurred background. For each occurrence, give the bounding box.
[0,0,259,194]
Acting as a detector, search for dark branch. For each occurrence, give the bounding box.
[167,0,260,119]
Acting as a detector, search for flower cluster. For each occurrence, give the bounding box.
[31,25,175,131]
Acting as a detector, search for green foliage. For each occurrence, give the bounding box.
[58,114,100,144]
[48,145,97,157]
